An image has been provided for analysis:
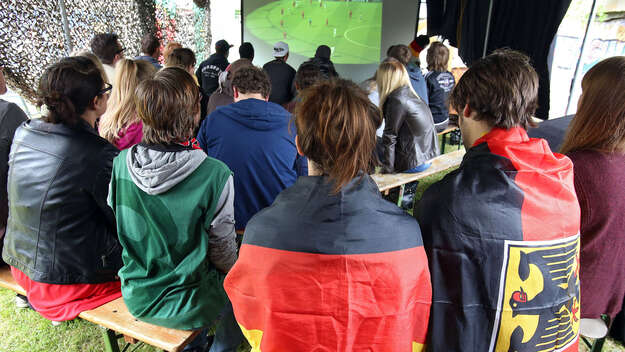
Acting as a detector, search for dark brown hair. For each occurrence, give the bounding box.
[295,79,381,193]
[561,56,625,154]
[388,45,412,66]
[90,33,121,65]
[426,42,450,72]
[449,49,538,130]
[38,56,104,125]
[232,66,271,98]
[227,59,253,80]
[295,61,323,90]
[141,33,160,56]
[165,48,196,68]
[135,67,200,144]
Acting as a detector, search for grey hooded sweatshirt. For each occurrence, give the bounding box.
[124,144,238,272]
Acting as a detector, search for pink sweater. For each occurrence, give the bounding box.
[114,122,143,150]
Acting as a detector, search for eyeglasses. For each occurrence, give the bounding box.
[98,83,112,96]
[116,47,126,55]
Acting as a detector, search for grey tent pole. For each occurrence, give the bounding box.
[58,0,73,54]
[482,0,494,58]
[565,0,598,115]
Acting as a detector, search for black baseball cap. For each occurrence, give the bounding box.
[215,39,234,52]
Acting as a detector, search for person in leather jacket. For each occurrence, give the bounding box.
[2,57,122,323]
[377,59,439,174]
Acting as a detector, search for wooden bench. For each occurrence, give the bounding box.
[372,149,466,206]
[0,266,198,352]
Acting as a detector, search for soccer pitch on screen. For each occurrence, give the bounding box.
[246,0,382,64]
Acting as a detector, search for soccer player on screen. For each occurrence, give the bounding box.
[349,10,352,19]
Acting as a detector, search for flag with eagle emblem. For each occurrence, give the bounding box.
[417,127,581,352]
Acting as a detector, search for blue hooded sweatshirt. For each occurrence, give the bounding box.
[197,98,307,229]
[406,63,429,105]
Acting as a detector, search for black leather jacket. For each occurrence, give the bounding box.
[381,85,439,172]
[2,119,122,284]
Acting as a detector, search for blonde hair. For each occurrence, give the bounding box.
[376,58,418,115]
[561,56,625,154]
[163,42,183,63]
[99,59,156,143]
[71,49,108,83]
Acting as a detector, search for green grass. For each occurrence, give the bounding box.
[246,0,382,64]
[0,288,253,352]
[0,288,150,352]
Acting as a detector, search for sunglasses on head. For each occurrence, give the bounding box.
[98,83,112,96]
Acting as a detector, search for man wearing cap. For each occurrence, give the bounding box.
[196,39,233,98]
[262,41,296,106]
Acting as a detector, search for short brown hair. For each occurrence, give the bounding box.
[135,67,200,144]
[90,33,122,65]
[232,66,271,98]
[426,42,449,72]
[388,45,412,66]
[295,79,381,193]
[227,59,253,80]
[295,61,323,90]
[165,48,196,68]
[449,49,538,130]
[561,56,625,154]
[141,33,160,56]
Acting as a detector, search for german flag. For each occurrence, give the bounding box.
[417,128,581,351]
[224,176,432,351]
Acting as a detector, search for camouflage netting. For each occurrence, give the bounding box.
[0,0,211,104]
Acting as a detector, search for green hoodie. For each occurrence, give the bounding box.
[110,144,235,330]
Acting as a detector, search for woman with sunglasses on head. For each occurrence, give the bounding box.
[560,56,625,323]
[2,57,123,324]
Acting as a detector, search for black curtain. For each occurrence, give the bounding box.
[427,0,572,120]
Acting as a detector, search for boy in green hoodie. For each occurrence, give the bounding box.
[109,67,243,351]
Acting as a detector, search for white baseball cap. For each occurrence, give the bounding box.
[273,41,289,57]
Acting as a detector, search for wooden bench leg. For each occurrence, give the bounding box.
[102,328,121,352]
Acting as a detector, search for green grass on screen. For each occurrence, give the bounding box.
[246,0,382,64]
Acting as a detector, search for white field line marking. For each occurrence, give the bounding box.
[343,25,380,50]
